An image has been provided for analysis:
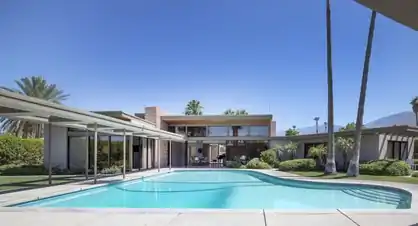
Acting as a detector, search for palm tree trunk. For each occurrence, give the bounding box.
[324,0,336,174]
[347,10,377,177]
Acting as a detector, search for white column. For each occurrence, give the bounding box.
[169,140,172,171]
[85,129,89,180]
[129,135,133,171]
[122,129,126,179]
[93,123,98,184]
[157,139,160,172]
[209,144,212,168]
[48,123,52,185]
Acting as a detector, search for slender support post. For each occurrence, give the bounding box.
[48,123,52,185]
[129,135,133,171]
[157,139,160,172]
[93,123,98,184]
[209,144,212,168]
[169,140,172,171]
[85,129,89,180]
[122,129,126,179]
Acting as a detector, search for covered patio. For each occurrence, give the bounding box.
[0,89,185,184]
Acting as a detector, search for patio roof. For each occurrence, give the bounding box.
[0,89,185,142]
[355,0,418,30]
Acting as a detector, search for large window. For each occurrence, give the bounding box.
[229,126,249,136]
[187,126,206,137]
[207,126,229,136]
[387,141,408,160]
[97,136,110,169]
[249,126,269,136]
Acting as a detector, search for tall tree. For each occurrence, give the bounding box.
[184,100,203,115]
[347,10,377,177]
[285,125,299,136]
[410,97,418,126]
[0,76,69,138]
[325,0,337,174]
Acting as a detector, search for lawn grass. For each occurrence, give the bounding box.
[290,171,418,184]
[0,175,84,192]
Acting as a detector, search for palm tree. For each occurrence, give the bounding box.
[0,76,69,138]
[410,97,418,126]
[347,10,377,177]
[324,0,337,174]
[285,125,299,136]
[184,100,203,115]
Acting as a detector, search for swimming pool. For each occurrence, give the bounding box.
[14,170,412,209]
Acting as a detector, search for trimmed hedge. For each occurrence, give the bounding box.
[245,158,272,169]
[278,159,316,171]
[0,134,43,165]
[412,172,418,178]
[359,160,411,176]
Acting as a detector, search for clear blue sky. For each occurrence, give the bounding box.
[0,0,417,130]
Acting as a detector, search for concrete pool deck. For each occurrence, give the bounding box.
[1,168,418,226]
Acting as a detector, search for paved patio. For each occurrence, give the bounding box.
[1,169,418,226]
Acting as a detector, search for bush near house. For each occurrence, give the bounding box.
[0,134,43,165]
[245,158,272,169]
[260,149,277,166]
[278,159,316,171]
[412,172,418,178]
[359,160,411,176]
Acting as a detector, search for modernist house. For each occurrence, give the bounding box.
[51,105,418,173]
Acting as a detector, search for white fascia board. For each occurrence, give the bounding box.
[0,90,185,141]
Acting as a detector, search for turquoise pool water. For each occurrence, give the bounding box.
[15,170,411,209]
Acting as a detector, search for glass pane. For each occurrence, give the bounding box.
[208,126,228,136]
[98,136,110,170]
[187,126,206,137]
[110,136,124,167]
[230,126,249,136]
[249,126,269,136]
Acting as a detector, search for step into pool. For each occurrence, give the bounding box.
[14,170,412,209]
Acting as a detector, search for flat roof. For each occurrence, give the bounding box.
[355,0,418,30]
[161,115,273,125]
[93,111,156,127]
[0,89,185,141]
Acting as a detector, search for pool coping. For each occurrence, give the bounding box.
[1,168,417,214]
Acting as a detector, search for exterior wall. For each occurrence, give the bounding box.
[270,121,276,137]
[171,141,185,167]
[270,133,415,166]
[377,134,415,160]
[44,125,68,169]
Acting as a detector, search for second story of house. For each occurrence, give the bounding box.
[135,106,276,138]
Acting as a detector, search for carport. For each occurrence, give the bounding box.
[0,89,185,184]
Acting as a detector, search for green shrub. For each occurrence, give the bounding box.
[272,160,281,169]
[412,172,418,178]
[414,159,418,165]
[278,159,316,171]
[359,160,411,176]
[225,161,242,168]
[0,134,43,165]
[260,149,277,166]
[239,165,247,169]
[0,134,24,165]
[100,165,121,175]
[245,158,272,169]
[21,138,44,165]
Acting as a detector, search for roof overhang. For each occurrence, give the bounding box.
[161,115,273,125]
[355,0,418,30]
[0,89,185,141]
